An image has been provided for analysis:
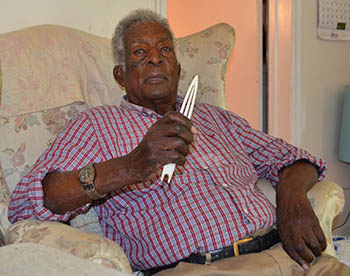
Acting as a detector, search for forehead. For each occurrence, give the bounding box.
[124,21,172,45]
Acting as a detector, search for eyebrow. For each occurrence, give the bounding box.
[129,36,172,45]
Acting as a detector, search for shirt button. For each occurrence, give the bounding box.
[203,166,209,170]
[222,183,228,187]
[243,208,248,213]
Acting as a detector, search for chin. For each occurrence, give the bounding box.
[145,88,177,101]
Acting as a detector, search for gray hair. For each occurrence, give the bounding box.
[111,9,175,68]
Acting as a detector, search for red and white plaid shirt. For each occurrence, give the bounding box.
[8,97,326,270]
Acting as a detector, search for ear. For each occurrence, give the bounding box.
[177,63,181,77]
[113,65,125,87]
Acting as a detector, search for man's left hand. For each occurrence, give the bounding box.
[276,189,326,270]
[276,160,326,270]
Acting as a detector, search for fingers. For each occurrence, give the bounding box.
[165,123,194,144]
[281,225,326,270]
[283,237,314,265]
[161,111,195,134]
[150,111,196,146]
[314,225,327,251]
[160,136,190,156]
[134,111,196,179]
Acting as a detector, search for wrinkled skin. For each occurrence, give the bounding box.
[114,21,196,182]
[114,21,181,115]
[276,160,327,270]
[125,110,196,182]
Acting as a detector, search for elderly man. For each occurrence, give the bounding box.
[8,9,349,276]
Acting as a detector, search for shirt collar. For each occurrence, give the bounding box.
[120,95,183,117]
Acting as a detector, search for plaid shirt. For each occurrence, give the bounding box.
[8,97,326,270]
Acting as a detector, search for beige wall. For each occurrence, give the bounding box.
[167,0,262,130]
[0,0,165,37]
[293,0,350,235]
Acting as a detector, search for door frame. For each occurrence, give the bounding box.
[266,0,293,142]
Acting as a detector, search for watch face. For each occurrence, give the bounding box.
[79,164,95,184]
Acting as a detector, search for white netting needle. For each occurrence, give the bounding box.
[160,75,199,183]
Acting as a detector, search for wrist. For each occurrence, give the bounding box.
[277,159,318,194]
[123,152,145,183]
[94,155,142,194]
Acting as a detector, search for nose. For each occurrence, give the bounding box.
[147,48,163,65]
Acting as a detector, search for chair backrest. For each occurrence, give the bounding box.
[0,23,235,233]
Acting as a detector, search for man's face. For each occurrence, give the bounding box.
[114,21,180,114]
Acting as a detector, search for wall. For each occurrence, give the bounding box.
[293,0,350,235]
[0,0,165,37]
[167,0,262,130]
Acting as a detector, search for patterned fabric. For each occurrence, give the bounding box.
[0,25,121,117]
[0,102,87,194]
[176,23,234,109]
[0,102,98,234]
[5,219,132,273]
[0,167,10,245]
[0,23,234,117]
[333,236,350,267]
[8,98,326,270]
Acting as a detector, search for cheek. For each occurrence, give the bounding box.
[128,54,148,70]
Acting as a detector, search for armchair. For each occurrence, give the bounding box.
[0,23,345,274]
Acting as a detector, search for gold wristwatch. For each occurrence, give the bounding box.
[78,163,105,200]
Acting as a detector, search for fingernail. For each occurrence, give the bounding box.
[302,264,309,271]
[191,126,198,135]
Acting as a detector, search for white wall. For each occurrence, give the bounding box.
[293,0,350,235]
[0,0,165,37]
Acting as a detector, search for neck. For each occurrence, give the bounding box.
[126,96,177,115]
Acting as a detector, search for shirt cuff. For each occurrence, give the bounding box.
[268,148,327,187]
[28,170,92,221]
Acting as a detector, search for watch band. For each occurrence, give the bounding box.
[79,163,106,200]
[83,182,106,200]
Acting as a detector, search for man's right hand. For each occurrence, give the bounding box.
[125,110,197,182]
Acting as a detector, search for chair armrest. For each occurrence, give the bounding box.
[307,181,345,256]
[4,219,132,274]
[257,179,345,257]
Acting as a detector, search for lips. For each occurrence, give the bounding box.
[145,73,167,84]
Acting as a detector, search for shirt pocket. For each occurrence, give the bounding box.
[188,128,244,171]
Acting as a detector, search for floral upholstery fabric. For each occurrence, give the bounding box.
[0,102,87,194]
[0,23,234,117]
[176,23,234,109]
[0,102,98,234]
[5,219,132,273]
[0,25,122,117]
[0,167,10,246]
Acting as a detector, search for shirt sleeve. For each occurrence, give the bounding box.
[8,112,104,223]
[230,113,327,187]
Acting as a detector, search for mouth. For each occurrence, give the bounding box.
[145,73,167,84]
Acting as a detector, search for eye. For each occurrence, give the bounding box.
[161,46,171,52]
[134,48,145,55]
